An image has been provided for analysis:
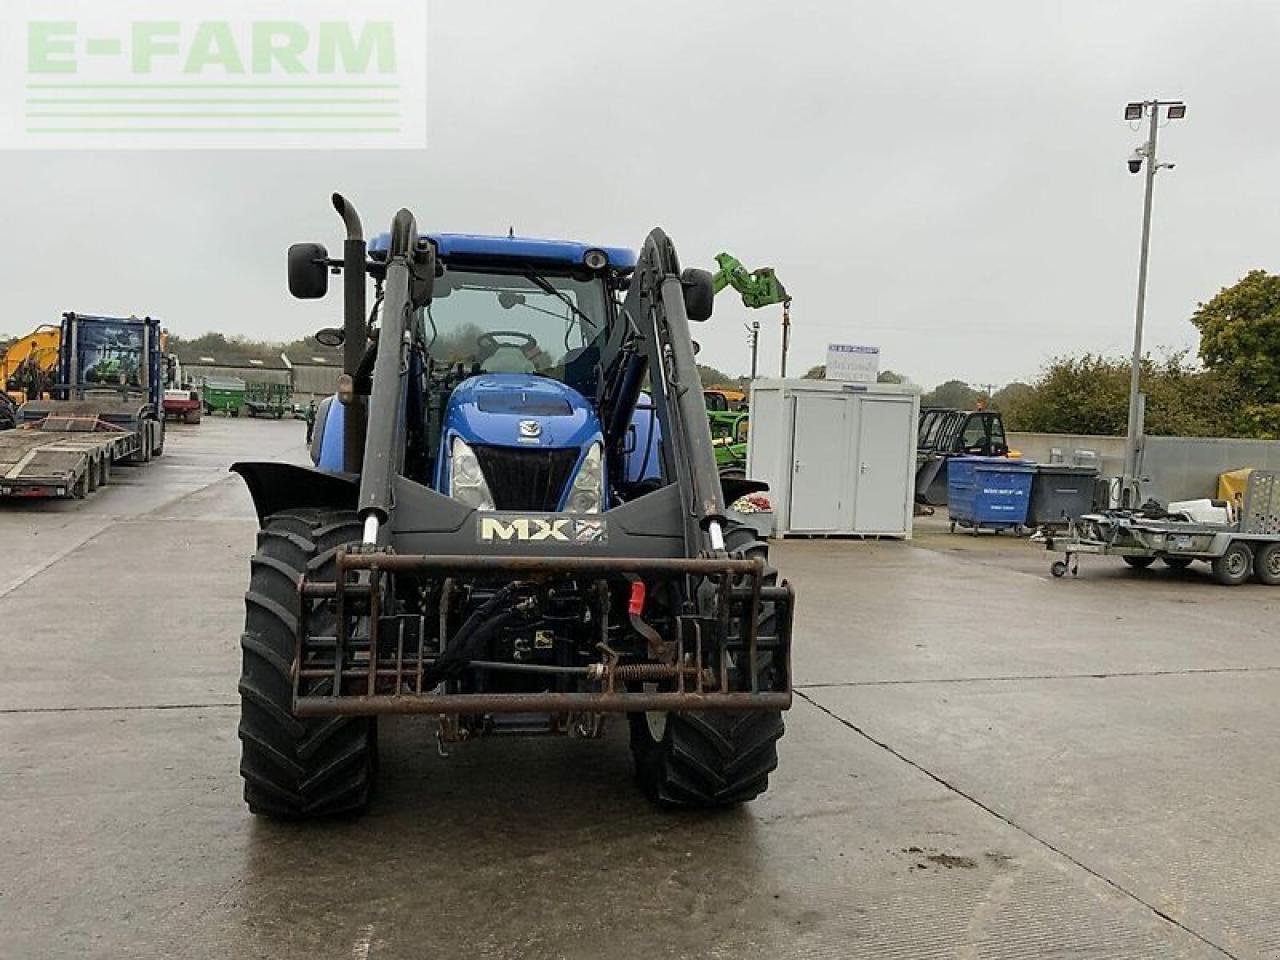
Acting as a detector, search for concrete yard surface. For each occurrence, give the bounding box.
[1,417,1276,959]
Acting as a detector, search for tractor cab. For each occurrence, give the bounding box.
[915,407,1012,506]
[311,234,647,511]
[918,408,1008,458]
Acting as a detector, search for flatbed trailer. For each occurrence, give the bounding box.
[0,417,142,498]
[1043,470,1280,586]
[0,313,166,500]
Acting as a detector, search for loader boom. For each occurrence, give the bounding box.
[712,252,790,309]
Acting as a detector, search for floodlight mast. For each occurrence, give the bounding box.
[1121,99,1185,506]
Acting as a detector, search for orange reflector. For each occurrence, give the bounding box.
[628,581,646,616]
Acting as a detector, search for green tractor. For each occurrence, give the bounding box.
[711,410,750,478]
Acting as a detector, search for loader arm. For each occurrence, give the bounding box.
[617,229,728,553]
[355,208,436,545]
[712,252,790,309]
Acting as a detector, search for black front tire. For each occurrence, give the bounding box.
[1162,556,1193,571]
[1122,556,1155,570]
[629,520,785,807]
[238,508,375,818]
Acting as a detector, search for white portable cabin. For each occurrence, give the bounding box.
[747,379,919,538]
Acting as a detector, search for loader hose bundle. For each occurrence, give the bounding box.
[423,583,535,689]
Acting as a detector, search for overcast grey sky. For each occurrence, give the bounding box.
[2,0,1276,389]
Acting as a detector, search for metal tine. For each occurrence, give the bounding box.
[395,618,405,693]
[694,610,704,694]
[366,567,380,696]
[717,573,731,694]
[333,551,348,693]
[294,577,307,705]
[748,563,762,694]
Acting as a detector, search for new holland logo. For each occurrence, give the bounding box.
[478,515,607,545]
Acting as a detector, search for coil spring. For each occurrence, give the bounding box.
[609,663,708,683]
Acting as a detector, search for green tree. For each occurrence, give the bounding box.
[921,379,978,409]
[990,381,1035,428]
[696,364,743,388]
[170,331,343,366]
[1191,269,1280,435]
[801,365,907,382]
[1013,355,1130,435]
[1012,352,1235,437]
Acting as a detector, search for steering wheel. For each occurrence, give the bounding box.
[476,330,540,361]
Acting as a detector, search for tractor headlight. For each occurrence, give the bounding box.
[566,442,604,514]
[449,437,494,510]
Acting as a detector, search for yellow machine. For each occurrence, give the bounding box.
[703,386,747,411]
[1,325,61,404]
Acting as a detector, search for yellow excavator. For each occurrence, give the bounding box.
[0,325,61,429]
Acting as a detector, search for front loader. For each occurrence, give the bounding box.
[232,196,794,817]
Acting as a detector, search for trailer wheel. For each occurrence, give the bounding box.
[1122,556,1155,570]
[71,471,88,499]
[1211,541,1254,586]
[238,508,375,818]
[1254,542,1280,586]
[629,520,785,808]
[1050,560,1068,578]
[184,408,201,424]
[99,456,111,487]
[131,424,153,464]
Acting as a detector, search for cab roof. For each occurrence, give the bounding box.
[367,232,636,272]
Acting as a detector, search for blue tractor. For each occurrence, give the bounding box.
[232,195,794,817]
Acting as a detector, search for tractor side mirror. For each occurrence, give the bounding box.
[288,243,330,299]
[680,268,715,323]
[314,327,345,348]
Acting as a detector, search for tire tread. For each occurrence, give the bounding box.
[238,509,373,818]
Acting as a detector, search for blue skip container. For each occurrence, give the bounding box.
[947,457,1037,534]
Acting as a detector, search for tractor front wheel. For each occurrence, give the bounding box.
[238,508,375,818]
[629,519,785,807]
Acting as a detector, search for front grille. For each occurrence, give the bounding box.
[474,445,579,511]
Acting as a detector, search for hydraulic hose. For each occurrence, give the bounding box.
[424,585,532,688]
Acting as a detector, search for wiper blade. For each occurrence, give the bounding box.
[524,272,597,331]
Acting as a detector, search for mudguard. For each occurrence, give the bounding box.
[231,461,358,524]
